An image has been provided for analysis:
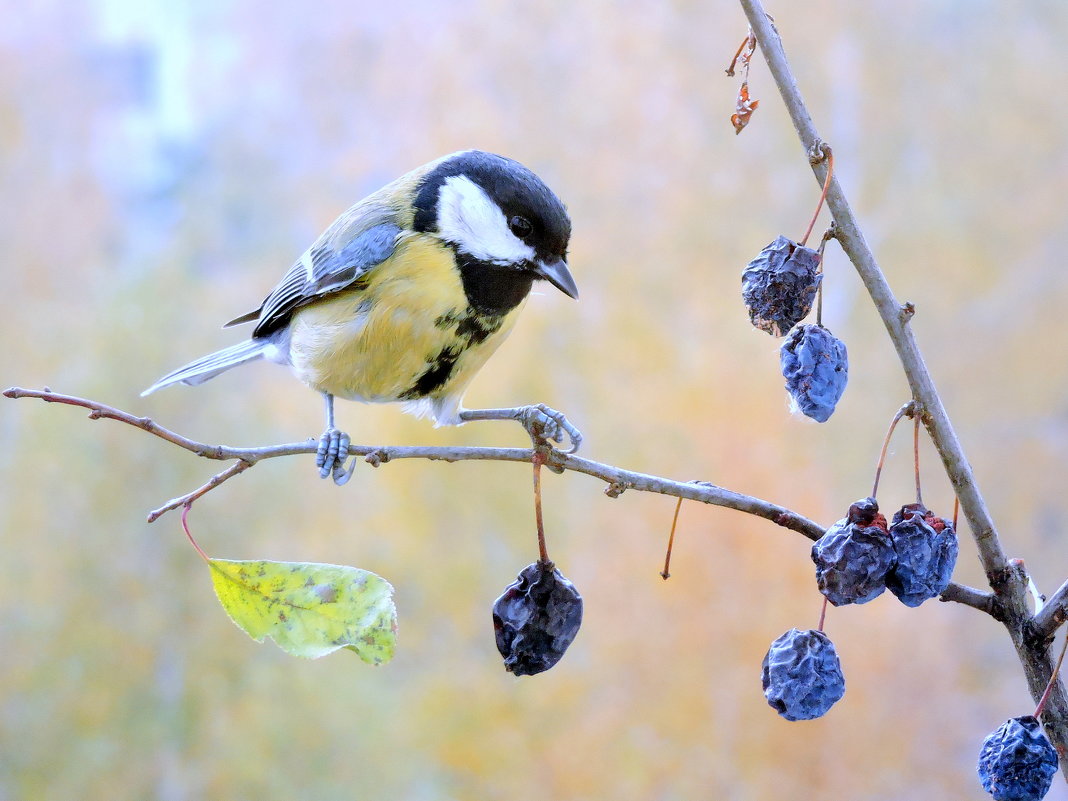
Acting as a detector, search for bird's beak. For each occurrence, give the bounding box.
[531,257,579,300]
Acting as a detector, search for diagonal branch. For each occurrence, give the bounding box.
[738,2,1009,587]
[736,0,1067,777]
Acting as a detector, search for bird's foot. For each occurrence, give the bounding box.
[316,427,356,485]
[517,403,583,454]
[458,404,582,456]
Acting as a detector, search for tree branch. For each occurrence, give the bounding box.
[738,2,1009,586]
[4,385,993,615]
[1033,579,1068,644]
[737,0,1068,777]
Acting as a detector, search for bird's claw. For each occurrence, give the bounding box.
[519,403,582,454]
[316,428,355,485]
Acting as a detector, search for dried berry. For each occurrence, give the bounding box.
[886,503,959,607]
[812,497,895,606]
[780,324,848,423]
[742,236,822,336]
[761,628,845,721]
[978,716,1058,800]
[492,560,583,676]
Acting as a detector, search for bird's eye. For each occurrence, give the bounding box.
[509,215,533,239]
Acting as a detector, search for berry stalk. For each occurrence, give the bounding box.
[799,148,834,247]
[871,402,914,499]
[532,453,549,563]
[913,414,924,506]
[1035,634,1068,720]
[661,496,684,580]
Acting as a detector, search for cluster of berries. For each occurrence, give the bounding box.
[813,497,958,608]
[738,132,1061,801]
[762,496,959,724]
[742,235,848,423]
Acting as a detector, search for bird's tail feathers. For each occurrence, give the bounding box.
[141,340,266,396]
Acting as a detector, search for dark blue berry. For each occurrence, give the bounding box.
[886,503,959,607]
[492,560,583,676]
[761,628,845,721]
[742,236,823,337]
[780,324,848,423]
[812,498,895,606]
[978,716,1058,800]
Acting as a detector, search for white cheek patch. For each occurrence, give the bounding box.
[436,175,536,266]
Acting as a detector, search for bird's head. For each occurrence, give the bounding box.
[412,150,577,301]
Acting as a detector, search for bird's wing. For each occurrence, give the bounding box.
[226,206,404,338]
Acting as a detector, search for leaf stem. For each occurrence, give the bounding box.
[181,504,210,563]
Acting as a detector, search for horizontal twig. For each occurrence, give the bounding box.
[6,385,990,614]
[940,582,995,616]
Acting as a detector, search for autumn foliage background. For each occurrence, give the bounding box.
[3,2,1068,799]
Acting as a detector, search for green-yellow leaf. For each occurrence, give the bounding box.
[207,559,397,663]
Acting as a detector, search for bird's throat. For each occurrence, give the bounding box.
[456,253,535,316]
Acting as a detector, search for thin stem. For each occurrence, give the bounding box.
[661,497,684,580]
[814,232,830,327]
[148,460,252,522]
[817,596,828,632]
[871,402,914,499]
[181,504,209,562]
[725,31,753,76]
[799,148,834,247]
[914,414,923,506]
[1036,633,1068,719]
[952,496,959,531]
[533,453,549,563]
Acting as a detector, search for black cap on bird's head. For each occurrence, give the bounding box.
[413,151,578,304]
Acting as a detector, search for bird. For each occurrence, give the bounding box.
[142,150,580,483]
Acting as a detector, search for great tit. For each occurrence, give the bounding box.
[142,150,580,483]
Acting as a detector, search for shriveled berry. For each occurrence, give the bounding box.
[761,628,845,721]
[742,236,823,337]
[886,503,959,607]
[978,716,1058,800]
[780,324,848,423]
[812,498,894,606]
[492,560,583,676]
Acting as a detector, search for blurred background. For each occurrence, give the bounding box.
[3,0,1068,798]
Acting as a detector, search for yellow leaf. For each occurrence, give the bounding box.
[207,559,397,663]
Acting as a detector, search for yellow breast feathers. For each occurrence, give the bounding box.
[286,233,523,421]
